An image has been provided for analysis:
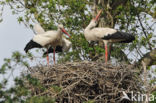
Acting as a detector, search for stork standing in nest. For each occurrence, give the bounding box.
[24,24,70,65]
[84,10,135,62]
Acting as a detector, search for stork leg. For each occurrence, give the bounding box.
[46,49,49,66]
[53,48,56,65]
[105,44,108,63]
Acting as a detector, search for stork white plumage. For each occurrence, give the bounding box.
[84,10,135,62]
[24,24,70,65]
[32,24,51,64]
[33,24,45,34]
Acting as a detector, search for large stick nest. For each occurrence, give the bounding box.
[26,61,143,103]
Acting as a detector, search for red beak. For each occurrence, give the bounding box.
[61,28,70,38]
[95,10,102,21]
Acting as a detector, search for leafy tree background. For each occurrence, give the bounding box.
[0,0,156,102]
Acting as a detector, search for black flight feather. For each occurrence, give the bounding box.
[102,31,135,43]
[24,40,42,53]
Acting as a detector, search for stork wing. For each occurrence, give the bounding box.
[33,24,45,34]
[61,37,72,52]
[102,31,135,43]
[89,28,117,39]
[33,34,52,46]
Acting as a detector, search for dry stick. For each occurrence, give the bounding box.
[27,61,141,102]
[142,61,149,103]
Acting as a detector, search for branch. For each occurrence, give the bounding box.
[111,0,128,11]
[111,46,131,64]
[137,14,153,50]
[139,7,156,19]
[137,48,156,67]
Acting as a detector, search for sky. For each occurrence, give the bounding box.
[0,7,56,88]
[0,7,33,88]
[0,7,33,66]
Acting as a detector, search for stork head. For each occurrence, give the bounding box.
[94,10,102,21]
[58,24,70,37]
[89,10,102,27]
[90,19,98,27]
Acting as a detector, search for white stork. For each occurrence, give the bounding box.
[84,10,135,62]
[24,24,70,65]
[43,37,72,56]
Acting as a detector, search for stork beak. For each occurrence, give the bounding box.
[94,10,102,21]
[61,28,70,38]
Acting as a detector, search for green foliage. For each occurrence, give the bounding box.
[150,91,156,103]
[0,74,55,103]
[25,96,55,103]
[51,85,62,93]
[0,51,30,75]
[0,0,156,102]
[0,77,29,103]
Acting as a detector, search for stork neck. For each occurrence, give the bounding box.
[57,28,62,32]
[85,22,95,31]
[55,28,62,39]
[57,28,62,35]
